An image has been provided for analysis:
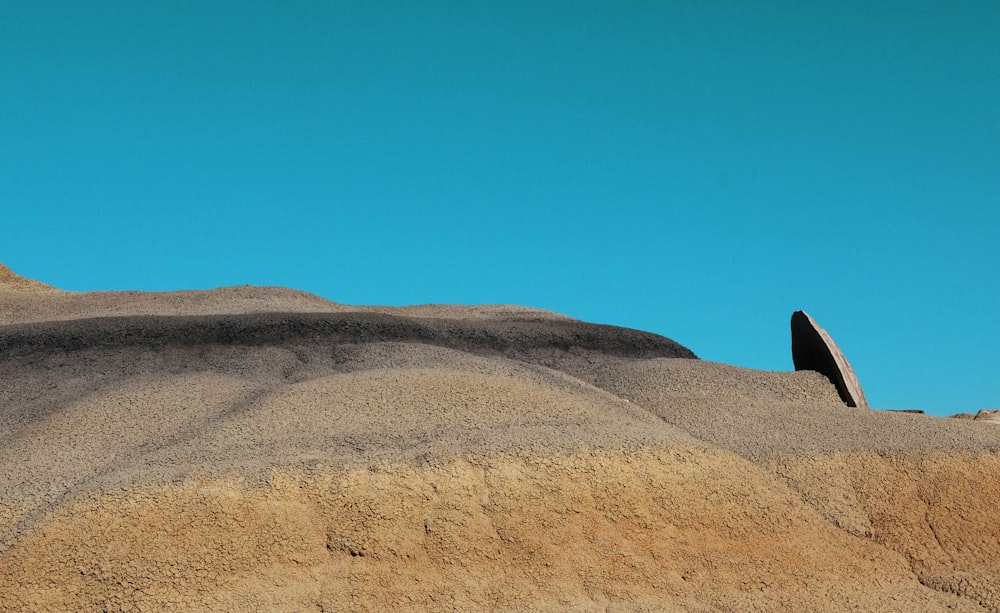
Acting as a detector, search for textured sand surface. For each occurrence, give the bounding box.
[2,265,1000,611]
[0,262,571,326]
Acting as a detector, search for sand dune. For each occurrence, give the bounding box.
[2,264,1000,611]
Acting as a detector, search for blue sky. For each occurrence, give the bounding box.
[2,2,998,416]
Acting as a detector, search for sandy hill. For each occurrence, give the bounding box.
[2,265,1000,611]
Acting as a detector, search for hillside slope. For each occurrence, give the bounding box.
[2,265,999,611]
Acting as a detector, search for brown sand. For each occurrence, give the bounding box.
[2,264,1000,611]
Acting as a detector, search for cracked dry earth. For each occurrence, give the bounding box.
[2,264,1000,611]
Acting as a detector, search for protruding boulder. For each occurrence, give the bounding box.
[791,311,869,409]
[952,410,1000,423]
[974,410,1000,424]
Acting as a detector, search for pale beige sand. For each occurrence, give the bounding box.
[0,263,570,325]
[2,265,1000,611]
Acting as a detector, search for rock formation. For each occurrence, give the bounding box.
[961,409,1000,424]
[949,410,1000,422]
[5,270,1000,611]
[976,410,1000,423]
[790,310,869,409]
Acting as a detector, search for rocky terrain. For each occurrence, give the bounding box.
[2,263,1000,611]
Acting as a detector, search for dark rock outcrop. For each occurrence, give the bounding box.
[791,311,869,409]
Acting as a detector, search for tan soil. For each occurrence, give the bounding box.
[0,263,58,294]
[2,264,1000,611]
[0,265,569,325]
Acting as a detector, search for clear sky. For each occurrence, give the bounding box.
[3,2,998,416]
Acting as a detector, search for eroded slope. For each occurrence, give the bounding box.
[2,268,1000,611]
